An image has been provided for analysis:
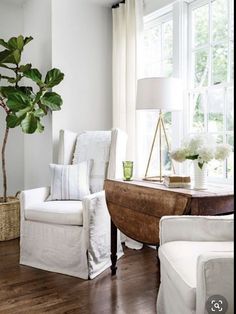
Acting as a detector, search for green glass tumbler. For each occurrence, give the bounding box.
[123,161,133,181]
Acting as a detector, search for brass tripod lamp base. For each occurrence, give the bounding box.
[136,77,182,182]
[143,110,175,182]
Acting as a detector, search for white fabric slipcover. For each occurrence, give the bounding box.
[25,199,84,226]
[58,129,77,165]
[20,128,127,279]
[157,215,234,314]
[73,131,111,193]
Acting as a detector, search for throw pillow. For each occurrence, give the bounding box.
[49,161,92,201]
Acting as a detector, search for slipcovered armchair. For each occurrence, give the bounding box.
[20,128,127,279]
[157,215,234,314]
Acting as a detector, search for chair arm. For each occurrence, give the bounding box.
[82,191,121,279]
[20,187,50,211]
[82,191,109,231]
[160,215,234,245]
[196,251,234,314]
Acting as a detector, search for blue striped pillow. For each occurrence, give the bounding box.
[49,161,92,201]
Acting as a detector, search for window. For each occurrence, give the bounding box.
[187,0,234,180]
[140,0,234,182]
[143,12,173,77]
[137,9,173,177]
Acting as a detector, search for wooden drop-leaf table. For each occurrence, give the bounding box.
[104,179,234,275]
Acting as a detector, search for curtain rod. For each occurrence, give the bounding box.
[112,0,125,9]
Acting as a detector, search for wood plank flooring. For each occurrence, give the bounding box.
[0,240,159,314]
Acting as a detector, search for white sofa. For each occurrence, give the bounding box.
[20,128,127,279]
[157,215,234,314]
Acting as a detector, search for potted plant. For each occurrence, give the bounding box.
[170,134,232,189]
[0,35,64,240]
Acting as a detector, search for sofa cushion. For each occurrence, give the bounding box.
[159,241,233,311]
[25,201,83,226]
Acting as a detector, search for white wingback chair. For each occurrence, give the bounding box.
[157,215,234,314]
[20,128,127,279]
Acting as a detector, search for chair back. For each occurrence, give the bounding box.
[58,129,127,193]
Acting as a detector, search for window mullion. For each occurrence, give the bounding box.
[223,86,228,178]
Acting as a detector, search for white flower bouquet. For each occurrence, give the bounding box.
[170,134,232,169]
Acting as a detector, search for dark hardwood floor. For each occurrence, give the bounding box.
[0,240,159,314]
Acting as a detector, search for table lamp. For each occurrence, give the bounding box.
[136,77,183,182]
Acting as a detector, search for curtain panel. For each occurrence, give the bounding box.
[112,0,144,250]
[112,0,143,161]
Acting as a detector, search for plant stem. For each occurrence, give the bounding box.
[0,99,9,114]
[1,126,9,203]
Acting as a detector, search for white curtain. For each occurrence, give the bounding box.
[112,0,143,161]
[112,0,144,250]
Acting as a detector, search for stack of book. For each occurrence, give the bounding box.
[163,175,191,188]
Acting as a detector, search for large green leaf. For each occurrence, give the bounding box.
[0,86,17,98]
[17,35,24,51]
[34,108,45,118]
[21,112,38,134]
[18,86,33,96]
[16,106,32,118]
[36,120,44,133]
[24,68,42,84]
[0,36,33,51]
[13,50,21,64]
[19,63,32,73]
[0,86,32,99]
[7,91,31,111]
[7,37,18,50]
[24,36,33,46]
[0,39,9,49]
[0,48,21,64]
[41,92,62,111]
[45,68,64,88]
[6,114,23,128]
[0,86,32,96]
[0,50,15,64]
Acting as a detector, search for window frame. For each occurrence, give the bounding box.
[142,0,234,184]
[186,0,234,183]
[143,9,173,78]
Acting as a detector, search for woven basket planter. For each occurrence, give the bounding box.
[0,197,20,241]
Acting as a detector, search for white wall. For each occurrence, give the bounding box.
[1,0,113,194]
[0,0,24,196]
[23,0,52,189]
[52,0,113,161]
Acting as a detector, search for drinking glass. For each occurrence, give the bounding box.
[123,161,133,181]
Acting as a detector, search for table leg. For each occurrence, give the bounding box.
[110,219,117,276]
[156,245,160,267]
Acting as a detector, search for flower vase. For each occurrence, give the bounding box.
[193,160,208,190]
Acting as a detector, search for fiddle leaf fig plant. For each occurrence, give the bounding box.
[0,35,64,202]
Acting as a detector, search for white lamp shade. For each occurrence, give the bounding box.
[136,77,183,111]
